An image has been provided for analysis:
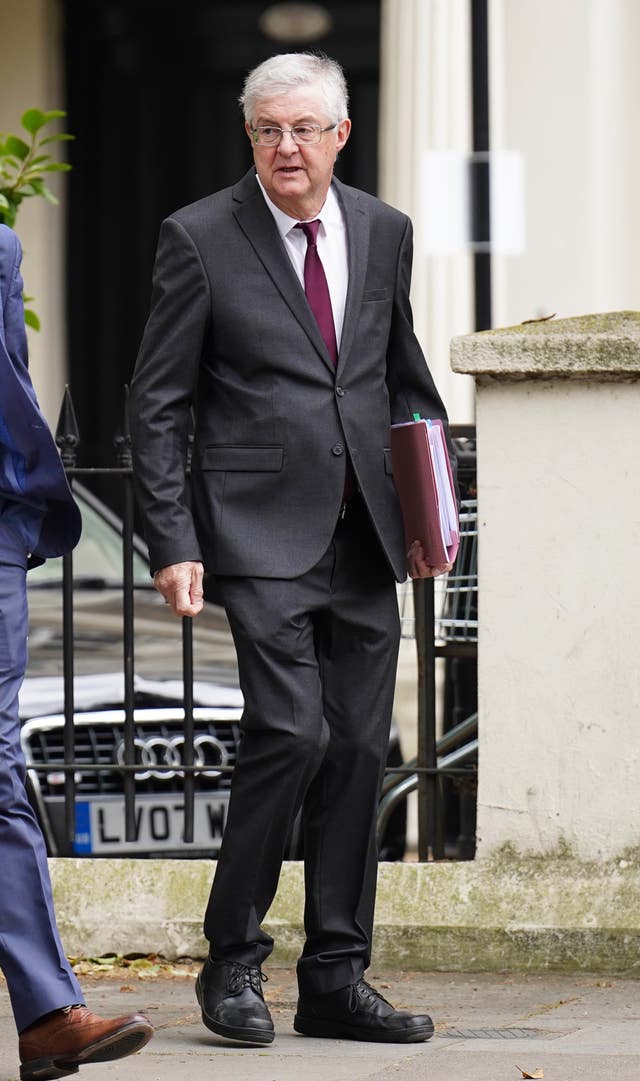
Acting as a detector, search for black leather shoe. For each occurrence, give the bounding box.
[195,958,274,1045]
[294,978,434,1043]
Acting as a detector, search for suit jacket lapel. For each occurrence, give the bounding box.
[332,177,369,378]
[231,170,334,372]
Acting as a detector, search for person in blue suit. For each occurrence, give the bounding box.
[0,223,154,1080]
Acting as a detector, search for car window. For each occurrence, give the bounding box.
[29,492,150,586]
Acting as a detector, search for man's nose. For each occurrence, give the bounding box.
[277,130,299,155]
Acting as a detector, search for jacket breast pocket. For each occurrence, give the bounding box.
[200,445,284,471]
[362,288,389,303]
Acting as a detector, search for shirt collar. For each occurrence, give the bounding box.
[255,173,341,239]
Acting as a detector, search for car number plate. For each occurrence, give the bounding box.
[73,793,229,854]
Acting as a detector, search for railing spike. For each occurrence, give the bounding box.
[56,385,80,468]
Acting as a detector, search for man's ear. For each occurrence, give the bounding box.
[336,118,351,153]
[245,121,255,144]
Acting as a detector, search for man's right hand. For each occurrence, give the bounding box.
[406,540,453,580]
[153,561,204,618]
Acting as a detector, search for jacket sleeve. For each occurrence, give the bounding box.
[129,217,210,573]
[1,228,31,381]
[0,229,36,491]
[385,215,459,500]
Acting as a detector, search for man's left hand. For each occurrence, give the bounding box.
[406,540,453,579]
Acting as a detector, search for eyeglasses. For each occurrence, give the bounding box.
[251,124,337,147]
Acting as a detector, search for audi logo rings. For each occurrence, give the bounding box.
[115,734,229,782]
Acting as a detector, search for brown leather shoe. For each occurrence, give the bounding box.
[18,1005,153,1081]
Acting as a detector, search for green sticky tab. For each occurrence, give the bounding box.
[412,412,421,421]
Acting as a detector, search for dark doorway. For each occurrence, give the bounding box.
[63,0,381,481]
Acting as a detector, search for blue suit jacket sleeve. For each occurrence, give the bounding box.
[1,227,30,378]
[0,224,82,558]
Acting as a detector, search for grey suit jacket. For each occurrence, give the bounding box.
[129,169,452,582]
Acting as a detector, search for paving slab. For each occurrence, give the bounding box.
[2,967,639,1081]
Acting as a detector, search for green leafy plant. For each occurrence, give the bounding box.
[0,108,74,329]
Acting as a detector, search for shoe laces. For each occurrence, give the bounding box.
[226,962,267,996]
[350,979,391,1012]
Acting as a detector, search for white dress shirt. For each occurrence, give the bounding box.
[256,175,349,349]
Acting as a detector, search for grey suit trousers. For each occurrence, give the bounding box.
[203,495,400,994]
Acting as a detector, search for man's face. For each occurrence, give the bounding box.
[246,83,351,219]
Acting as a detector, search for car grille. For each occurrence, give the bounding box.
[22,711,241,797]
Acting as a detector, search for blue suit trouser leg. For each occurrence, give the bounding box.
[0,554,84,1033]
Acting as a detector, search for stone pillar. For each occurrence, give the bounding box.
[451,313,640,860]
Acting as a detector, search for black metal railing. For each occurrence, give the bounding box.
[24,392,478,860]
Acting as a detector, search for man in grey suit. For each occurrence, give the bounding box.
[130,52,453,1047]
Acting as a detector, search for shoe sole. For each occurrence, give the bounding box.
[195,976,274,1046]
[293,1015,434,1043]
[19,1064,78,1081]
[20,1022,154,1081]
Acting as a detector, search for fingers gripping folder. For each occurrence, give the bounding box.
[390,417,460,566]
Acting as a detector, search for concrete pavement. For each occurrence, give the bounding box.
[2,965,640,1081]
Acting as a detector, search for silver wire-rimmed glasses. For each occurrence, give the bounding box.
[251,124,338,146]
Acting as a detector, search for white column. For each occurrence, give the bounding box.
[0,0,67,426]
[379,0,475,424]
[589,0,640,310]
[489,0,640,327]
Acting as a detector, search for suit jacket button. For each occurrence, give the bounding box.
[331,443,344,456]
[335,385,345,397]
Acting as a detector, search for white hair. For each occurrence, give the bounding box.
[240,53,349,127]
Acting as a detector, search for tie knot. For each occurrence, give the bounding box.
[296,219,321,246]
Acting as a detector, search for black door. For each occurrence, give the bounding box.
[63,0,380,478]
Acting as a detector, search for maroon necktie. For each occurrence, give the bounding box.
[296,219,354,504]
[295,220,338,365]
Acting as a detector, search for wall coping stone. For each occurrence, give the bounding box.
[451,311,640,379]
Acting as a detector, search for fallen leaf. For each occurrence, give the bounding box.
[119,985,135,993]
[521,313,556,324]
[516,1068,544,1079]
[70,962,94,976]
[69,956,201,981]
[127,957,160,970]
